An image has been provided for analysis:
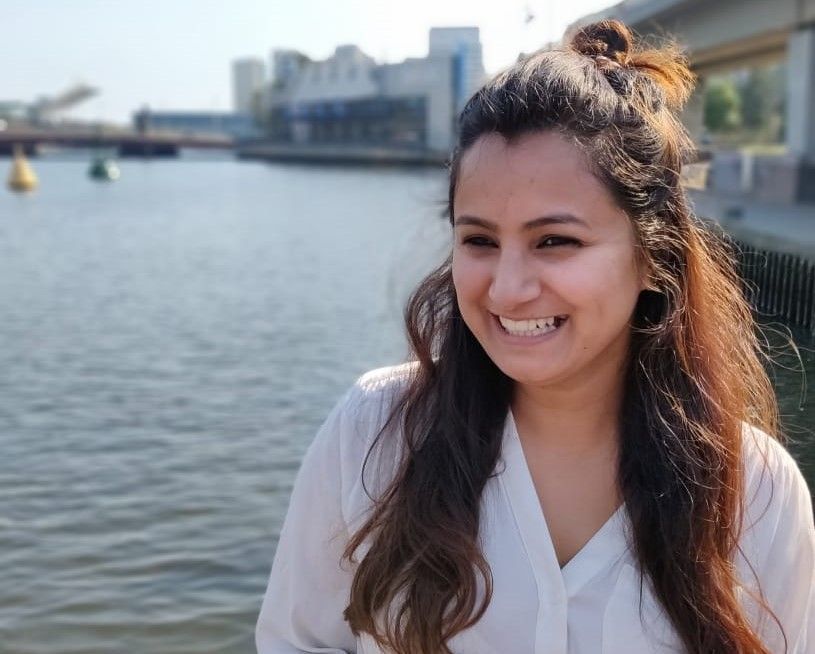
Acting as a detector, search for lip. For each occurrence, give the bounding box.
[495,314,568,323]
[490,313,568,345]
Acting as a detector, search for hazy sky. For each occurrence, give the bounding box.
[6,0,616,124]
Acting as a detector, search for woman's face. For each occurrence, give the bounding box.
[451,130,648,392]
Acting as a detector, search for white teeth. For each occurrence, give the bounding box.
[498,315,565,336]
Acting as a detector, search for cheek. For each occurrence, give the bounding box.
[558,254,642,316]
[550,259,611,297]
[452,254,487,303]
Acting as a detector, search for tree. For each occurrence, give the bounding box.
[739,67,775,130]
[704,80,741,132]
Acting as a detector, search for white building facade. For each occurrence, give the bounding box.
[262,27,486,153]
[428,27,485,112]
[232,58,266,114]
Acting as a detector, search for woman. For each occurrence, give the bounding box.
[256,19,814,654]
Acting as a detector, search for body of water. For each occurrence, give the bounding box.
[0,157,811,653]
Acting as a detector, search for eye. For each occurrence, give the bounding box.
[538,236,580,247]
[461,235,496,248]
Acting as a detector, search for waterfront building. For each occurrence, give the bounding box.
[261,27,486,153]
[232,58,266,114]
[376,54,456,151]
[289,45,378,103]
[428,27,485,112]
[271,50,311,89]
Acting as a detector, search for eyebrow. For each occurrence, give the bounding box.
[453,214,590,230]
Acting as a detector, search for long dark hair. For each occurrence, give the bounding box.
[341,19,783,653]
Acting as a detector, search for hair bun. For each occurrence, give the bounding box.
[568,18,696,112]
[569,19,633,66]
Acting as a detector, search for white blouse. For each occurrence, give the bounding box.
[256,363,815,654]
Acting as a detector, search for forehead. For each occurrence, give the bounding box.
[454,131,628,230]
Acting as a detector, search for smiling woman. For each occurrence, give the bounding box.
[451,131,649,397]
[256,19,814,654]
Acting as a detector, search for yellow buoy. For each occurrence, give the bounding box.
[8,145,38,193]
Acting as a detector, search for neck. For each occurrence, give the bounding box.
[511,364,625,457]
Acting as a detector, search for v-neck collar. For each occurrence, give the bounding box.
[499,409,631,600]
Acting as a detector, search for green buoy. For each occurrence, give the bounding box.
[89,156,120,181]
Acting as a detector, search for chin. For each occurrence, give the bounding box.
[493,362,560,387]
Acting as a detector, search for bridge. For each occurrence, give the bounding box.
[0,126,233,157]
[573,0,815,204]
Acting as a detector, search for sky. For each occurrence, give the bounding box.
[5,0,617,124]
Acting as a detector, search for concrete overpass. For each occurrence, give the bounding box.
[572,0,815,202]
[0,126,233,158]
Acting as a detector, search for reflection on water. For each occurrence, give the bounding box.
[0,158,811,653]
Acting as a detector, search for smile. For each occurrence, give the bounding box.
[496,314,568,337]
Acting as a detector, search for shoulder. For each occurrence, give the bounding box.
[340,360,419,426]
[318,362,418,526]
[739,422,814,569]
[737,424,815,650]
[741,422,811,509]
[354,360,419,393]
[314,362,418,447]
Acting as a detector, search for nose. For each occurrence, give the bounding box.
[488,249,541,309]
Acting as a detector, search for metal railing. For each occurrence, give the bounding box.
[736,241,815,337]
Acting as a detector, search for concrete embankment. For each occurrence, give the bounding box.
[236,142,448,166]
[688,189,815,262]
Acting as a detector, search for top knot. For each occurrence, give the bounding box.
[569,19,633,67]
[566,18,696,112]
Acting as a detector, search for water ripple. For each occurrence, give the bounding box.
[0,160,809,653]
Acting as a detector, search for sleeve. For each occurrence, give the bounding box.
[741,434,815,654]
[255,388,362,654]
